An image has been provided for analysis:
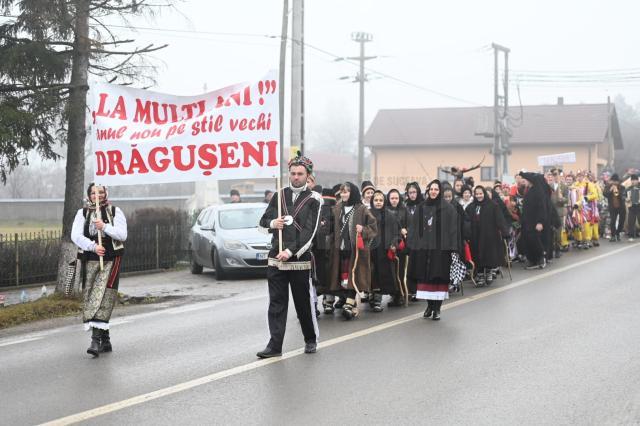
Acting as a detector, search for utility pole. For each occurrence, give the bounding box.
[291,0,304,156]
[492,43,510,181]
[278,0,288,179]
[350,32,375,183]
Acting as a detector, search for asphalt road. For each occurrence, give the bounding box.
[1,242,639,425]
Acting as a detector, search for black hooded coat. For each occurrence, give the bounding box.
[369,191,402,294]
[407,180,461,285]
[464,187,510,268]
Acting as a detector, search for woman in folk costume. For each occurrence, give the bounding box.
[328,182,377,319]
[403,182,423,300]
[361,180,376,209]
[368,190,402,312]
[443,187,467,293]
[464,186,510,285]
[71,183,127,357]
[566,173,589,249]
[317,187,339,314]
[386,188,409,306]
[407,180,461,321]
[459,185,474,210]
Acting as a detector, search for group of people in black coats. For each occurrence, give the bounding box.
[307,171,549,322]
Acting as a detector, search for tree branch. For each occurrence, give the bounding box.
[91,43,167,55]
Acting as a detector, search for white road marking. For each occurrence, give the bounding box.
[39,243,639,426]
[0,336,43,347]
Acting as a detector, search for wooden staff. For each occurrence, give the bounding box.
[393,254,406,306]
[93,184,104,271]
[276,176,282,254]
[504,239,512,281]
[350,231,364,311]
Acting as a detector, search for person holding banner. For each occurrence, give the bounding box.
[257,153,321,358]
[71,183,127,358]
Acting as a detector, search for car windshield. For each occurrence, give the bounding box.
[218,208,265,230]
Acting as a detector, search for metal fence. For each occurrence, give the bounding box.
[0,224,189,287]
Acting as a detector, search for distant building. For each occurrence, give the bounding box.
[366,101,623,192]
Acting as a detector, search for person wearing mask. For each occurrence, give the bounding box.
[576,171,600,247]
[626,174,640,241]
[407,180,461,321]
[546,171,567,258]
[328,182,377,319]
[603,173,626,242]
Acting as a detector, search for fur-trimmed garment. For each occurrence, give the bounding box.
[328,202,378,292]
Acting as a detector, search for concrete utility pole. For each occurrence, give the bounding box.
[492,43,510,181]
[278,0,288,179]
[350,32,375,183]
[290,0,304,157]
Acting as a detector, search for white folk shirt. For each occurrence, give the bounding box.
[71,207,128,253]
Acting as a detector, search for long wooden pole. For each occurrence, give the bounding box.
[277,176,283,254]
[93,185,104,271]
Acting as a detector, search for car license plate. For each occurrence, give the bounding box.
[256,252,268,260]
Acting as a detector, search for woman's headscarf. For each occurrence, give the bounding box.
[340,181,361,206]
[472,185,489,205]
[404,181,424,207]
[386,188,404,210]
[85,183,109,209]
[425,179,442,206]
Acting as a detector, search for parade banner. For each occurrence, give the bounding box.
[89,70,280,185]
[537,152,576,167]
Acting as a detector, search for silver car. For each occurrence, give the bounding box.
[189,202,271,278]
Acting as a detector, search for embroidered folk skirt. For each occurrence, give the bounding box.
[83,257,122,330]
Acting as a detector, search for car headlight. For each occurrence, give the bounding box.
[223,240,248,250]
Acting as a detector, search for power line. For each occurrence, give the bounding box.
[105,23,488,106]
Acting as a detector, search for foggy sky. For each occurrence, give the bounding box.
[110,0,640,141]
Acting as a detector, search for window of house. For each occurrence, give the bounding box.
[481,166,494,181]
[437,167,449,182]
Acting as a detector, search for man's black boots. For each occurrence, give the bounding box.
[100,329,112,353]
[87,327,101,357]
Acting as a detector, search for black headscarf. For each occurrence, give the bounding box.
[424,179,442,206]
[404,181,424,207]
[386,188,403,209]
[340,182,361,206]
[472,185,489,205]
[408,179,460,251]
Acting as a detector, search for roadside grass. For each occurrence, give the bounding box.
[0,294,81,329]
[0,292,175,329]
